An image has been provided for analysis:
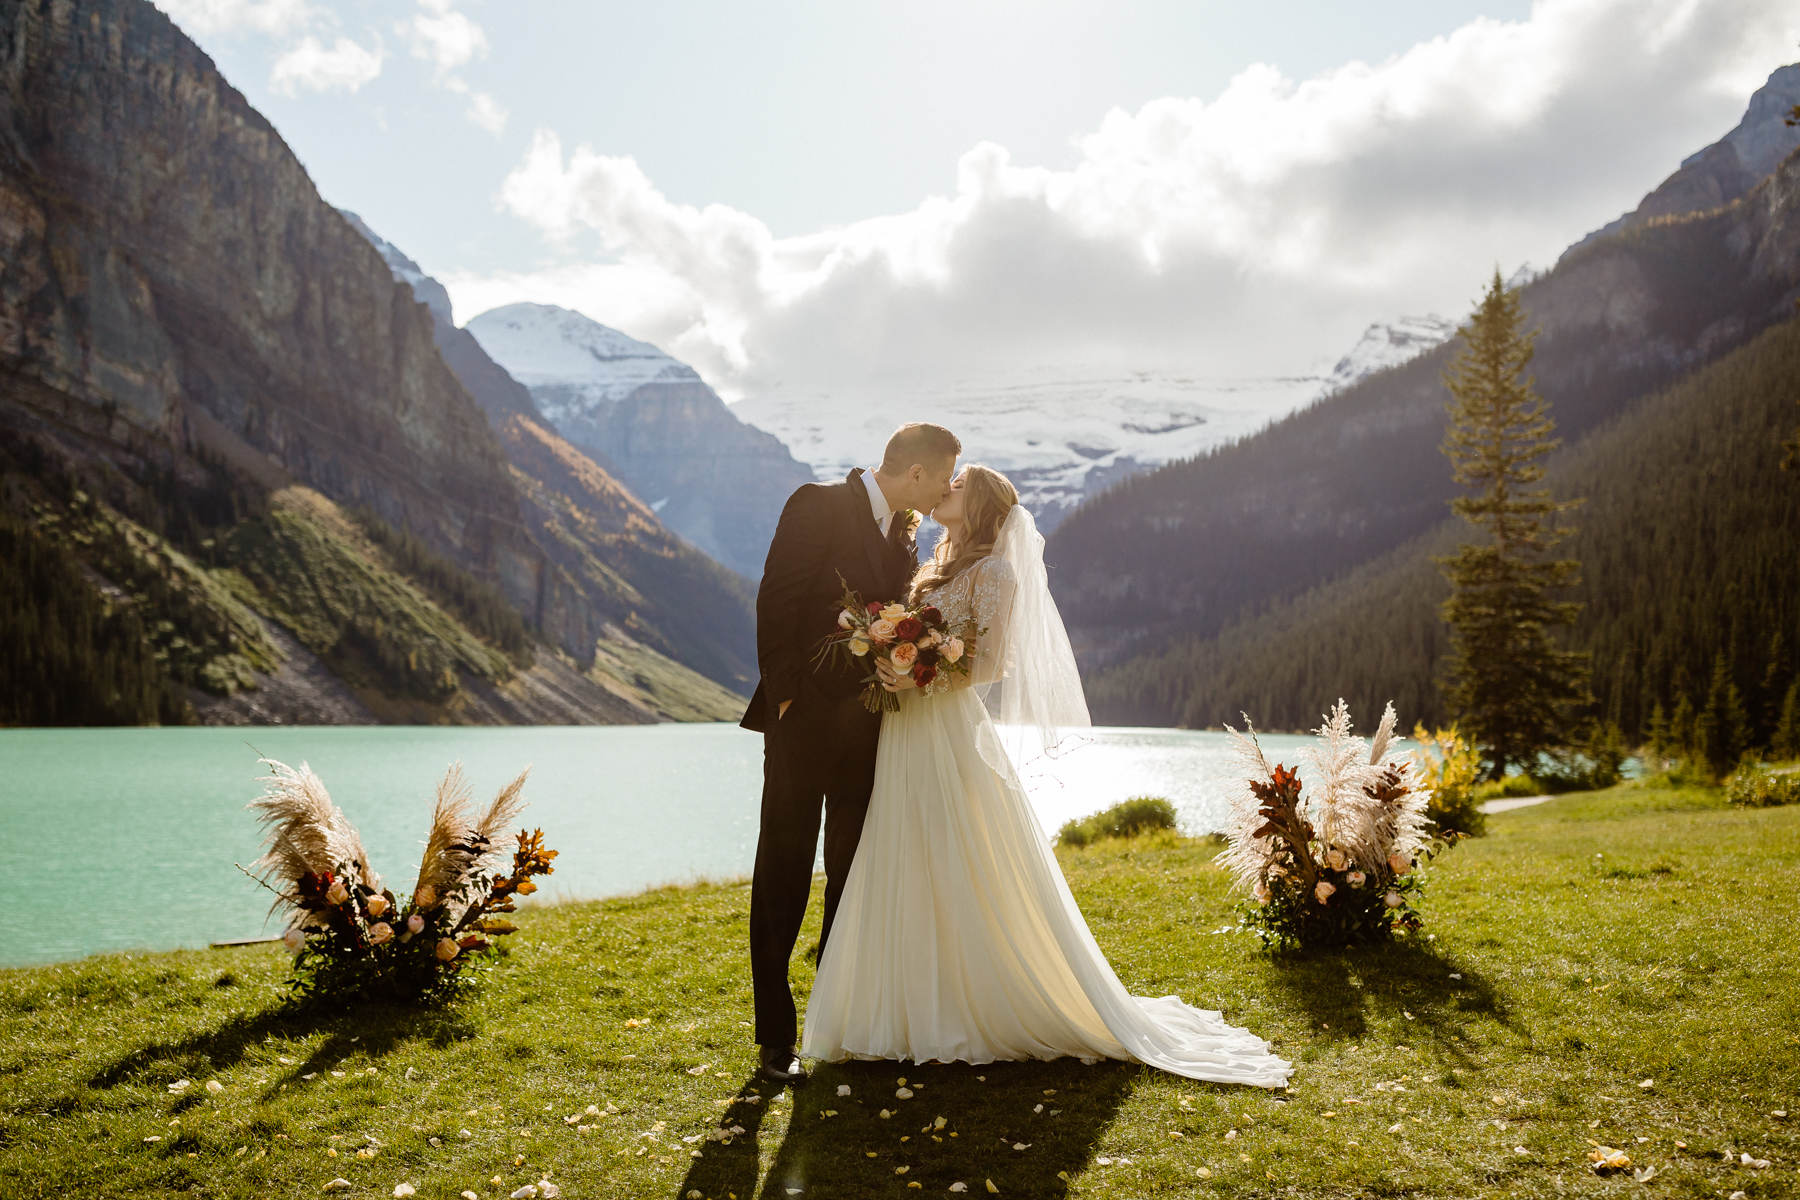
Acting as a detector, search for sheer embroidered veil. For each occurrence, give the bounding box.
[971,503,1093,780]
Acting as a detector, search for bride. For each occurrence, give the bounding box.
[800,465,1294,1087]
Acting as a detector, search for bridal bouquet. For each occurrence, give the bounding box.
[813,578,980,712]
[1217,700,1447,951]
[243,757,557,1004]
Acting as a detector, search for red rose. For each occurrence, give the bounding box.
[894,616,924,641]
[866,601,884,615]
[919,606,943,626]
[912,663,938,687]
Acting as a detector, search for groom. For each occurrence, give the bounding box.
[741,422,960,1084]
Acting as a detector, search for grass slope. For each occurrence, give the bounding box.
[2,783,1794,1198]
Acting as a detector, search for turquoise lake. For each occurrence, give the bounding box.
[0,723,1321,967]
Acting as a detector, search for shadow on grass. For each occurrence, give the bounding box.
[86,999,479,1102]
[675,1057,1140,1200]
[1259,938,1520,1065]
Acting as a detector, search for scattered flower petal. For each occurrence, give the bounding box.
[1589,1146,1631,1172]
[394,1186,416,1198]
[205,1080,224,1095]
[837,1084,852,1097]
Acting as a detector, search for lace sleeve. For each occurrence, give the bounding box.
[921,557,1017,695]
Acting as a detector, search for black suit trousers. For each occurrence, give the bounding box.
[748,685,881,1049]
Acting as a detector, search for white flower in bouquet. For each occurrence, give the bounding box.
[1314,880,1336,904]
[413,884,437,909]
[407,914,425,935]
[326,878,351,906]
[890,642,919,670]
[283,928,305,951]
[367,894,389,918]
[848,632,872,656]
[369,922,393,945]
[869,618,898,644]
[436,938,460,962]
[1346,870,1366,887]
[941,637,964,663]
[1325,848,1348,872]
[838,608,857,629]
[880,603,906,622]
[1384,891,1404,908]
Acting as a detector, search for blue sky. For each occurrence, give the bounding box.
[157,0,1796,394]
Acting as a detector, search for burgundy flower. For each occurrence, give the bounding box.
[919,606,943,627]
[912,663,938,687]
[866,600,884,615]
[894,616,924,641]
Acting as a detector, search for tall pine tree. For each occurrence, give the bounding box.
[1434,269,1589,779]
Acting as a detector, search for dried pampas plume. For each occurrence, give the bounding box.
[1216,713,1283,893]
[412,763,532,918]
[247,757,379,920]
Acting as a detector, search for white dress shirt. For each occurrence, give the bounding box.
[862,468,893,537]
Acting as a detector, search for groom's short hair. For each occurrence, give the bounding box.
[881,423,961,472]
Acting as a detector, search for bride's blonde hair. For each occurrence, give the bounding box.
[909,464,1018,604]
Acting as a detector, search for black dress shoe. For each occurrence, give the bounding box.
[757,1044,807,1084]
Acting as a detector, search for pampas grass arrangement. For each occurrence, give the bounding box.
[1218,700,1447,951]
[244,756,556,1005]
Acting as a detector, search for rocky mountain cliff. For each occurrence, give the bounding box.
[1047,69,1800,673]
[466,303,814,579]
[1564,63,1800,259]
[0,0,748,724]
[339,211,760,693]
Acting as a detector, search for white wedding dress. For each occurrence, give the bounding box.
[800,509,1294,1087]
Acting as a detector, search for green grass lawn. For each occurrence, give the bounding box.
[3,781,1796,1199]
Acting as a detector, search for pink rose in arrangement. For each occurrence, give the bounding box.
[326,878,350,906]
[436,938,460,962]
[368,922,393,945]
[413,884,437,909]
[406,913,425,935]
[890,642,919,670]
[1384,891,1404,908]
[1314,880,1336,904]
[941,637,965,663]
[868,618,898,644]
[282,928,305,951]
[1388,851,1410,875]
[366,894,389,918]
[1345,870,1366,888]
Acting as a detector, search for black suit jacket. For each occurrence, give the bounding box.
[740,469,919,733]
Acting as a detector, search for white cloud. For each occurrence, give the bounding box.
[398,8,488,77]
[396,1,505,135]
[154,0,318,37]
[270,34,383,96]
[466,0,1796,396]
[466,91,509,136]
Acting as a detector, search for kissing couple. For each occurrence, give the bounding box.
[739,422,1293,1088]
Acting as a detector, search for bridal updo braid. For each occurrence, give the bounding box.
[908,464,1019,604]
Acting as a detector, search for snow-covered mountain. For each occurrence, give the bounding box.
[1317,314,1457,399]
[733,314,1456,532]
[466,303,814,578]
[464,303,701,416]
